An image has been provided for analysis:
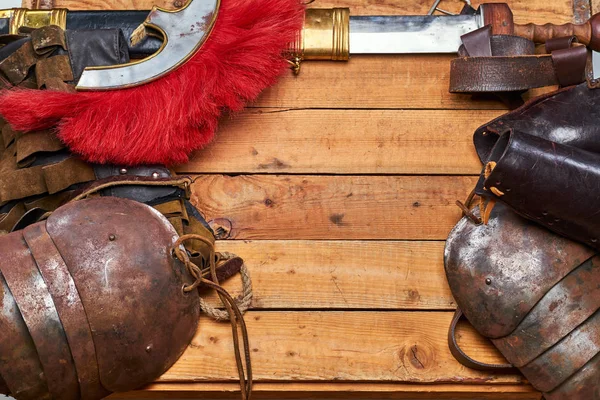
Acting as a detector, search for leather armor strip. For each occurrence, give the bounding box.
[0,156,96,202]
[0,201,25,233]
[520,310,600,392]
[16,130,65,168]
[0,231,80,400]
[0,270,51,399]
[492,256,600,367]
[544,352,600,400]
[24,222,109,400]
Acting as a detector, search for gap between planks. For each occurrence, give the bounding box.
[110,382,541,399]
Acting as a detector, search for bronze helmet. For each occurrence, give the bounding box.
[0,197,200,399]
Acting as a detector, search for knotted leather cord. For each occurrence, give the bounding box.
[200,254,253,321]
[173,234,253,400]
[479,162,500,225]
[455,187,482,225]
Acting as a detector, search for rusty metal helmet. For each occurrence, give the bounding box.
[0,196,201,400]
[445,203,600,399]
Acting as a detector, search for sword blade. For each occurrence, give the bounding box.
[0,10,483,56]
[593,51,600,79]
[349,14,483,54]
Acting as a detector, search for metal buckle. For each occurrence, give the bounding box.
[427,0,471,16]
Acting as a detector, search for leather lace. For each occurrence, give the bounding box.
[173,234,253,400]
[455,188,482,225]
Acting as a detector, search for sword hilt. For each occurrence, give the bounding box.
[514,17,600,51]
[481,3,600,51]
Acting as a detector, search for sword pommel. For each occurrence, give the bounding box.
[288,8,350,73]
[0,8,68,34]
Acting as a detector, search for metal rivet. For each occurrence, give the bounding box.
[592,238,598,243]
[505,188,511,192]
[146,344,153,353]
[482,131,487,136]
[485,278,492,285]
[152,172,160,179]
[554,218,560,222]
[109,234,116,241]
[495,181,501,186]
[542,211,548,216]
[119,168,127,175]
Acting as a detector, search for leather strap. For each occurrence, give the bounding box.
[546,36,577,53]
[450,55,560,92]
[551,45,587,87]
[448,309,516,373]
[450,28,588,100]
[460,25,493,57]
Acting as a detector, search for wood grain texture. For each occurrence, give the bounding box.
[201,240,455,310]
[190,175,474,240]
[158,311,521,383]
[111,383,542,399]
[47,0,575,26]
[24,0,576,398]
[180,109,489,175]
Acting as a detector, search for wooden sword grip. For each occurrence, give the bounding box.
[482,3,600,51]
[514,19,594,49]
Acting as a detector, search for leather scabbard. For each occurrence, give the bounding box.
[476,129,600,250]
[0,10,161,57]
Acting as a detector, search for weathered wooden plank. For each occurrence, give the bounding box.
[190,175,474,240]
[257,54,500,110]
[111,382,541,399]
[180,109,488,175]
[157,311,521,383]
[48,0,575,25]
[203,240,454,310]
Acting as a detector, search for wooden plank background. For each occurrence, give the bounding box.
[28,0,589,398]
